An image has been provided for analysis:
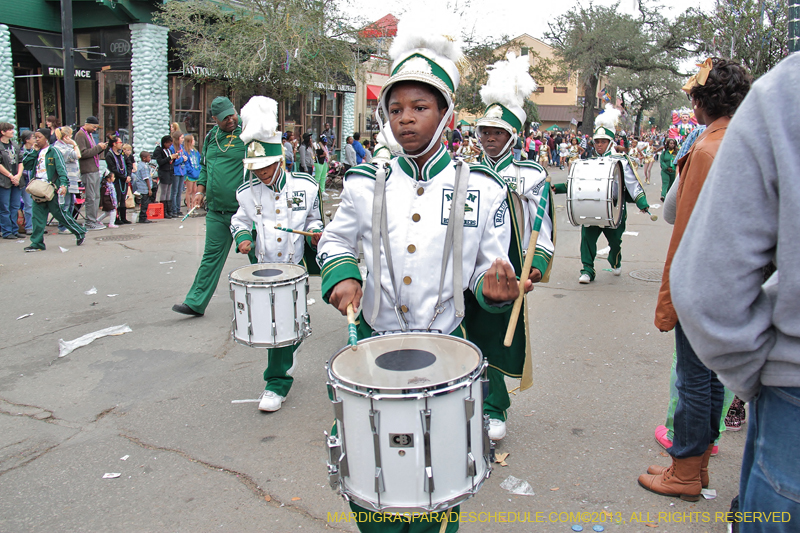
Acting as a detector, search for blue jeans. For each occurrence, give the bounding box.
[668,321,725,458]
[512,148,521,161]
[58,193,76,231]
[0,185,22,237]
[170,176,185,214]
[21,187,33,231]
[739,386,800,533]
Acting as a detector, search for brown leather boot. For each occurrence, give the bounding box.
[648,444,714,488]
[638,454,703,501]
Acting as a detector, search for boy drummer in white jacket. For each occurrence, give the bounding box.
[230,96,323,412]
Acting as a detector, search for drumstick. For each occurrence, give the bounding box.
[274,226,316,237]
[346,303,358,351]
[181,206,198,221]
[503,178,551,347]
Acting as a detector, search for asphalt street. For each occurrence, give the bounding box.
[0,165,744,533]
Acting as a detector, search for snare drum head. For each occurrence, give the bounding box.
[230,263,307,283]
[330,333,481,390]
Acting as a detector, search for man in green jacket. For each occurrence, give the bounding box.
[172,97,247,316]
[22,128,85,252]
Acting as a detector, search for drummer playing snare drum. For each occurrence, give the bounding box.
[317,10,535,533]
[230,96,323,413]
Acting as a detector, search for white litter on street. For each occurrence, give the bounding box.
[500,475,535,496]
[16,313,33,320]
[120,455,130,461]
[650,204,661,209]
[58,324,133,358]
[102,473,121,479]
[597,246,611,257]
[84,287,97,295]
[59,246,69,253]
[307,298,316,306]
[623,231,639,236]
[107,294,119,297]
[231,399,261,404]
[159,260,176,264]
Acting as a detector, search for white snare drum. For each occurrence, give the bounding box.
[228,263,310,348]
[325,333,491,514]
[566,157,624,228]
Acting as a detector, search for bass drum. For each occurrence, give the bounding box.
[566,158,624,228]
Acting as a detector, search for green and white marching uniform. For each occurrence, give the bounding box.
[553,148,648,280]
[319,145,514,334]
[230,168,323,398]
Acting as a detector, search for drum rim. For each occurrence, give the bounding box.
[327,333,484,395]
[337,462,491,514]
[228,263,309,286]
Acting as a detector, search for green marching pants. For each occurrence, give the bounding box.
[580,210,626,281]
[183,210,235,314]
[263,342,300,397]
[340,314,467,532]
[30,197,85,249]
[483,366,511,422]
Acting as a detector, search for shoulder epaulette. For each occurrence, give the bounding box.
[513,160,546,173]
[344,163,379,180]
[468,163,505,188]
[292,171,317,185]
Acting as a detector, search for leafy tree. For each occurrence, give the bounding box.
[611,68,683,135]
[543,2,690,130]
[155,0,369,98]
[683,0,789,78]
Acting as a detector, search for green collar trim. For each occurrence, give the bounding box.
[397,144,451,181]
[480,150,514,173]
[392,53,455,92]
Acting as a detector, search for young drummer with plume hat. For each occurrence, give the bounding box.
[317,9,535,532]
[467,51,555,441]
[553,104,650,284]
[229,96,323,412]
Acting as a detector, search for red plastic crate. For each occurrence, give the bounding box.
[147,202,164,220]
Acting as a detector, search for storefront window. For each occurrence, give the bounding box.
[284,96,302,140]
[101,71,131,144]
[172,77,201,141]
[14,69,35,132]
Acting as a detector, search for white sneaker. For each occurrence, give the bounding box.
[258,390,285,412]
[488,418,507,440]
[578,274,591,284]
[612,268,622,276]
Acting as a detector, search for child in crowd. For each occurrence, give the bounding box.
[97,172,118,228]
[132,151,153,223]
[183,134,201,215]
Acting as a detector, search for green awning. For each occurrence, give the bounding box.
[545,124,561,131]
[458,119,471,126]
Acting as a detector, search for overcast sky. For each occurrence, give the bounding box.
[352,0,716,47]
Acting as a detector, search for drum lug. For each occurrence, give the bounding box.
[270,292,277,341]
[420,408,435,494]
[369,409,385,496]
[464,397,476,478]
[229,289,235,301]
[330,399,350,478]
[324,431,342,490]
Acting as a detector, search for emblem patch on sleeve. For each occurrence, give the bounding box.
[502,174,524,194]
[441,189,480,227]
[494,199,509,227]
[290,191,306,211]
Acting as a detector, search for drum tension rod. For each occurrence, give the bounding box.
[464,396,477,479]
[420,398,435,496]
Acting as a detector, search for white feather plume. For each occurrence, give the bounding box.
[388,8,464,65]
[240,96,279,144]
[594,104,621,132]
[480,52,536,109]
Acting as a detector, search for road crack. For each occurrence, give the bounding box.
[120,433,349,531]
